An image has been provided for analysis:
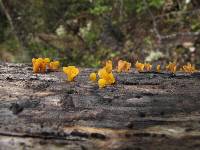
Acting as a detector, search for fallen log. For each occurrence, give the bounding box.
[0,63,200,150]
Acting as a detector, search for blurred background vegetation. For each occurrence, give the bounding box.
[0,0,200,67]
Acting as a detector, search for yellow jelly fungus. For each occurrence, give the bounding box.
[104,60,113,73]
[135,61,145,72]
[144,63,152,71]
[156,65,161,72]
[40,61,47,73]
[32,58,50,73]
[105,72,115,85]
[49,61,60,71]
[182,63,197,74]
[63,66,79,81]
[166,62,177,74]
[32,58,36,64]
[117,60,131,72]
[89,72,97,82]
[98,68,115,86]
[117,60,124,72]
[98,68,108,79]
[98,68,115,84]
[98,79,106,88]
[44,58,50,63]
[33,60,40,73]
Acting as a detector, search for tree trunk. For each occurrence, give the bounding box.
[0,0,25,50]
[0,63,200,150]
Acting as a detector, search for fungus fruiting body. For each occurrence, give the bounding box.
[49,61,60,71]
[181,63,197,74]
[144,63,152,71]
[32,58,50,73]
[98,68,115,85]
[166,62,177,74]
[63,66,79,81]
[89,72,97,82]
[135,61,145,72]
[32,57,198,89]
[44,58,50,64]
[104,60,113,73]
[97,61,115,88]
[98,79,107,88]
[117,60,131,72]
[156,65,161,72]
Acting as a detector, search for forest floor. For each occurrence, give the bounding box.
[1,63,200,150]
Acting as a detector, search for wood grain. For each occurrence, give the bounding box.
[0,63,200,150]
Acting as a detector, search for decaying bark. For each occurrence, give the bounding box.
[1,63,200,150]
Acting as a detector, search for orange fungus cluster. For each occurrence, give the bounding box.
[32,57,198,89]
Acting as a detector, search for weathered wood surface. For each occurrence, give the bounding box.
[1,63,200,150]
